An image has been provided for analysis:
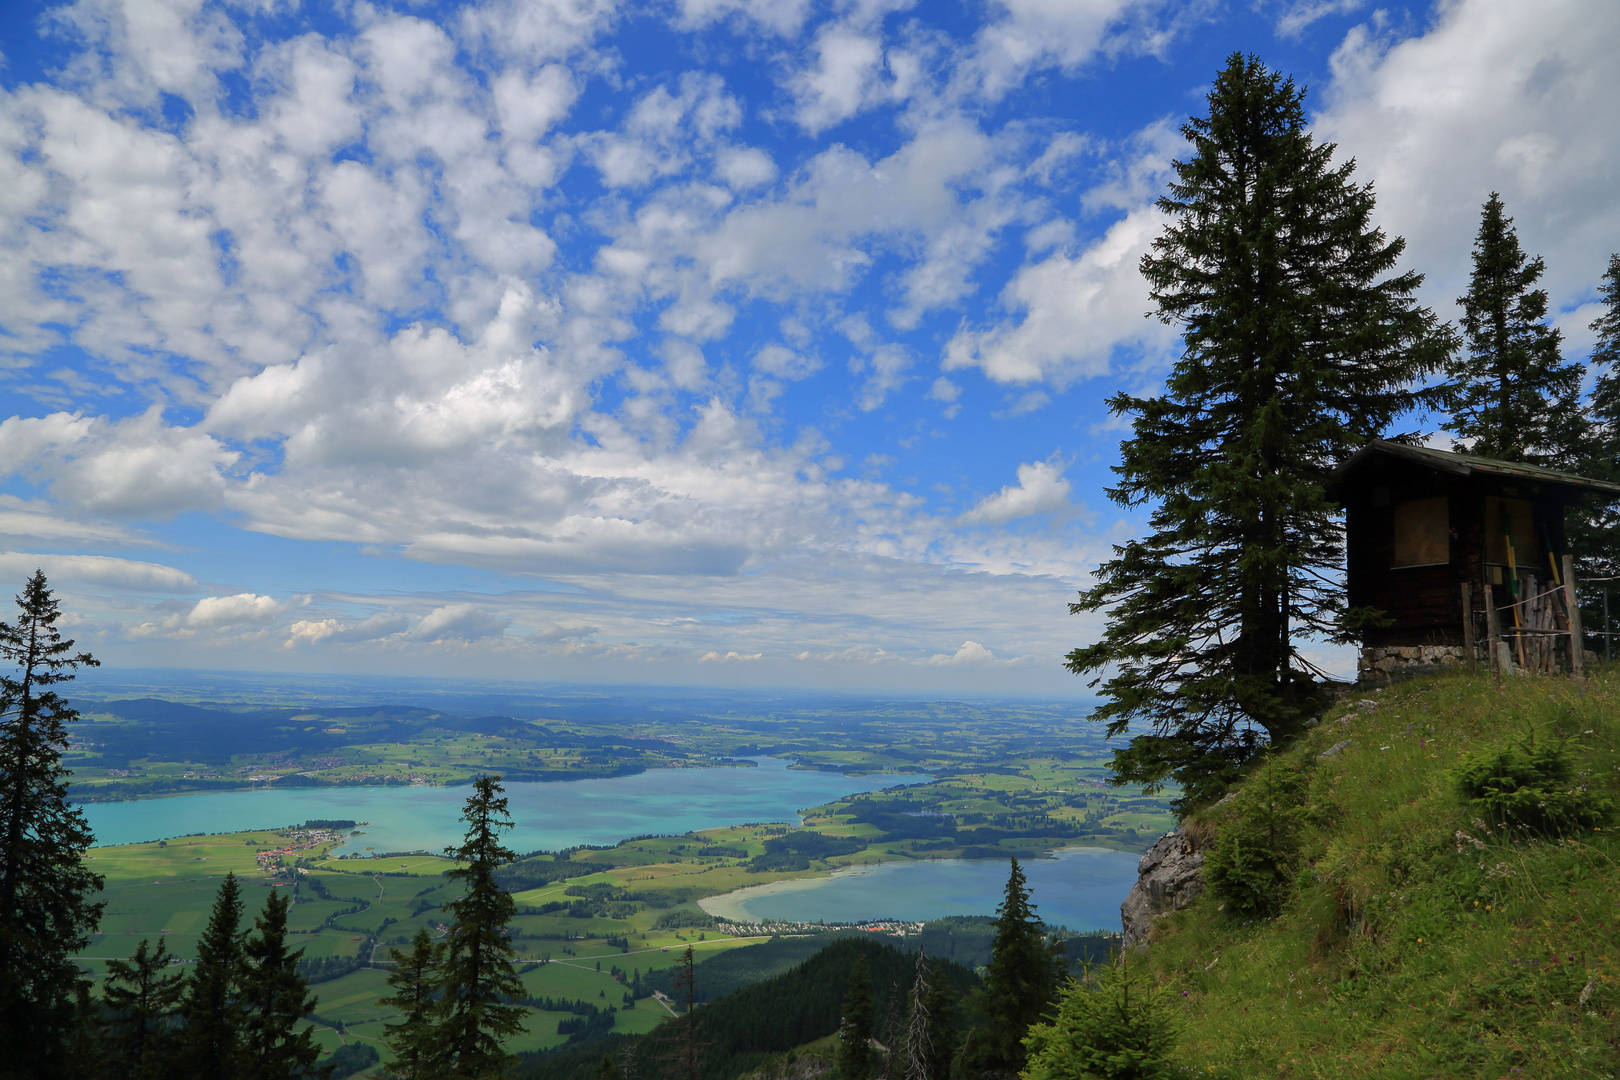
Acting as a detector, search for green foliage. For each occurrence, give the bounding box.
[437,775,526,1079]
[101,936,186,1080]
[379,928,445,1080]
[1451,728,1614,837]
[238,889,325,1080]
[1574,252,1620,627]
[1023,959,1178,1080]
[970,859,1064,1075]
[1442,193,1589,469]
[1066,55,1449,808]
[326,1040,380,1079]
[1202,764,1310,919]
[1133,672,1620,1077]
[177,873,247,1080]
[519,938,978,1080]
[0,572,104,1078]
[835,954,875,1080]
[747,830,865,872]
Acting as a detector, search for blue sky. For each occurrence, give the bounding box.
[0,0,1616,693]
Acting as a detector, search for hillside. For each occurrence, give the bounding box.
[518,937,981,1080]
[1135,669,1620,1078]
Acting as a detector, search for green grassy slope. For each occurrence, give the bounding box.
[1140,669,1620,1079]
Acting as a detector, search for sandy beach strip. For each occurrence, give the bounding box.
[698,873,835,922]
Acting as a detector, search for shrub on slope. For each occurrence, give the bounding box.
[1139,670,1620,1078]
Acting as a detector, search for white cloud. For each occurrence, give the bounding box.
[1315,0,1620,319]
[0,552,197,592]
[184,593,282,628]
[965,0,1167,100]
[1276,0,1363,39]
[406,603,511,642]
[925,639,998,665]
[0,408,236,518]
[960,460,1072,525]
[945,206,1173,385]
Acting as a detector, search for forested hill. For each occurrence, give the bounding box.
[519,938,979,1080]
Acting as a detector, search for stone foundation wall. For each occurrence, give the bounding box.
[1358,644,1475,684]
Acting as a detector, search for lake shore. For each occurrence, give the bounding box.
[698,872,834,921]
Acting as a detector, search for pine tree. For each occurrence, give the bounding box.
[102,936,186,1080]
[1442,193,1588,469]
[177,873,247,1079]
[436,775,525,1079]
[239,889,324,1080]
[380,927,447,1079]
[970,859,1062,1076]
[1067,54,1450,808]
[835,952,876,1080]
[1023,957,1178,1080]
[0,570,104,1078]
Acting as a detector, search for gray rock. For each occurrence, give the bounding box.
[1318,739,1353,759]
[1120,828,1205,949]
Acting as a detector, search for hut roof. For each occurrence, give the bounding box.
[1328,439,1620,500]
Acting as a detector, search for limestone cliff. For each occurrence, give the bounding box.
[1120,828,1204,948]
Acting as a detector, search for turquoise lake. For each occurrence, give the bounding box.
[81,758,909,853]
[705,847,1142,932]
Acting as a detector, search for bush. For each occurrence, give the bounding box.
[1202,763,1308,919]
[327,1040,380,1079]
[653,908,717,930]
[1452,728,1614,837]
[1024,957,1178,1080]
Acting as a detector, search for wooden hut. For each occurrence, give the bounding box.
[1327,440,1620,682]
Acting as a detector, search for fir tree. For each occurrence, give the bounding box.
[1067,54,1449,807]
[436,775,525,1079]
[1442,193,1588,469]
[239,889,324,1080]
[835,952,876,1080]
[970,859,1062,1076]
[102,936,186,1080]
[380,927,447,1079]
[0,570,104,1078]
[177,873,247,1080]
[1023,957,1178,1080]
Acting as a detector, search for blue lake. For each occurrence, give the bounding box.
[81,758,910,853]
[703,847,1142,933]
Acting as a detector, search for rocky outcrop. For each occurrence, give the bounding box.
[1120,827,1205,949]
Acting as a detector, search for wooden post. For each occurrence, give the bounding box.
[1461,581,1475,664]
[1484,572,1502,678]
[1564,554,1584,676]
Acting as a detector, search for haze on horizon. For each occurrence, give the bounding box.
[1,0,1616,694]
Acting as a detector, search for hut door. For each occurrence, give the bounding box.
[1485,497,1542,571]
[1392,496,1449,567]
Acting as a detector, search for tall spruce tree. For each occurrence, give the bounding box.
[1574,254,1620,634]
[836,952,876,1080]
[102,936,187,1080]
[380,927,447,1079]
[436,775,525,1079]
[1067,54,1450,806]
[970,859,1062,1076]
[239,889,324,1080]
[1442,193,1588,469]
[178,872,247,1079]
[0,571,104,1078]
